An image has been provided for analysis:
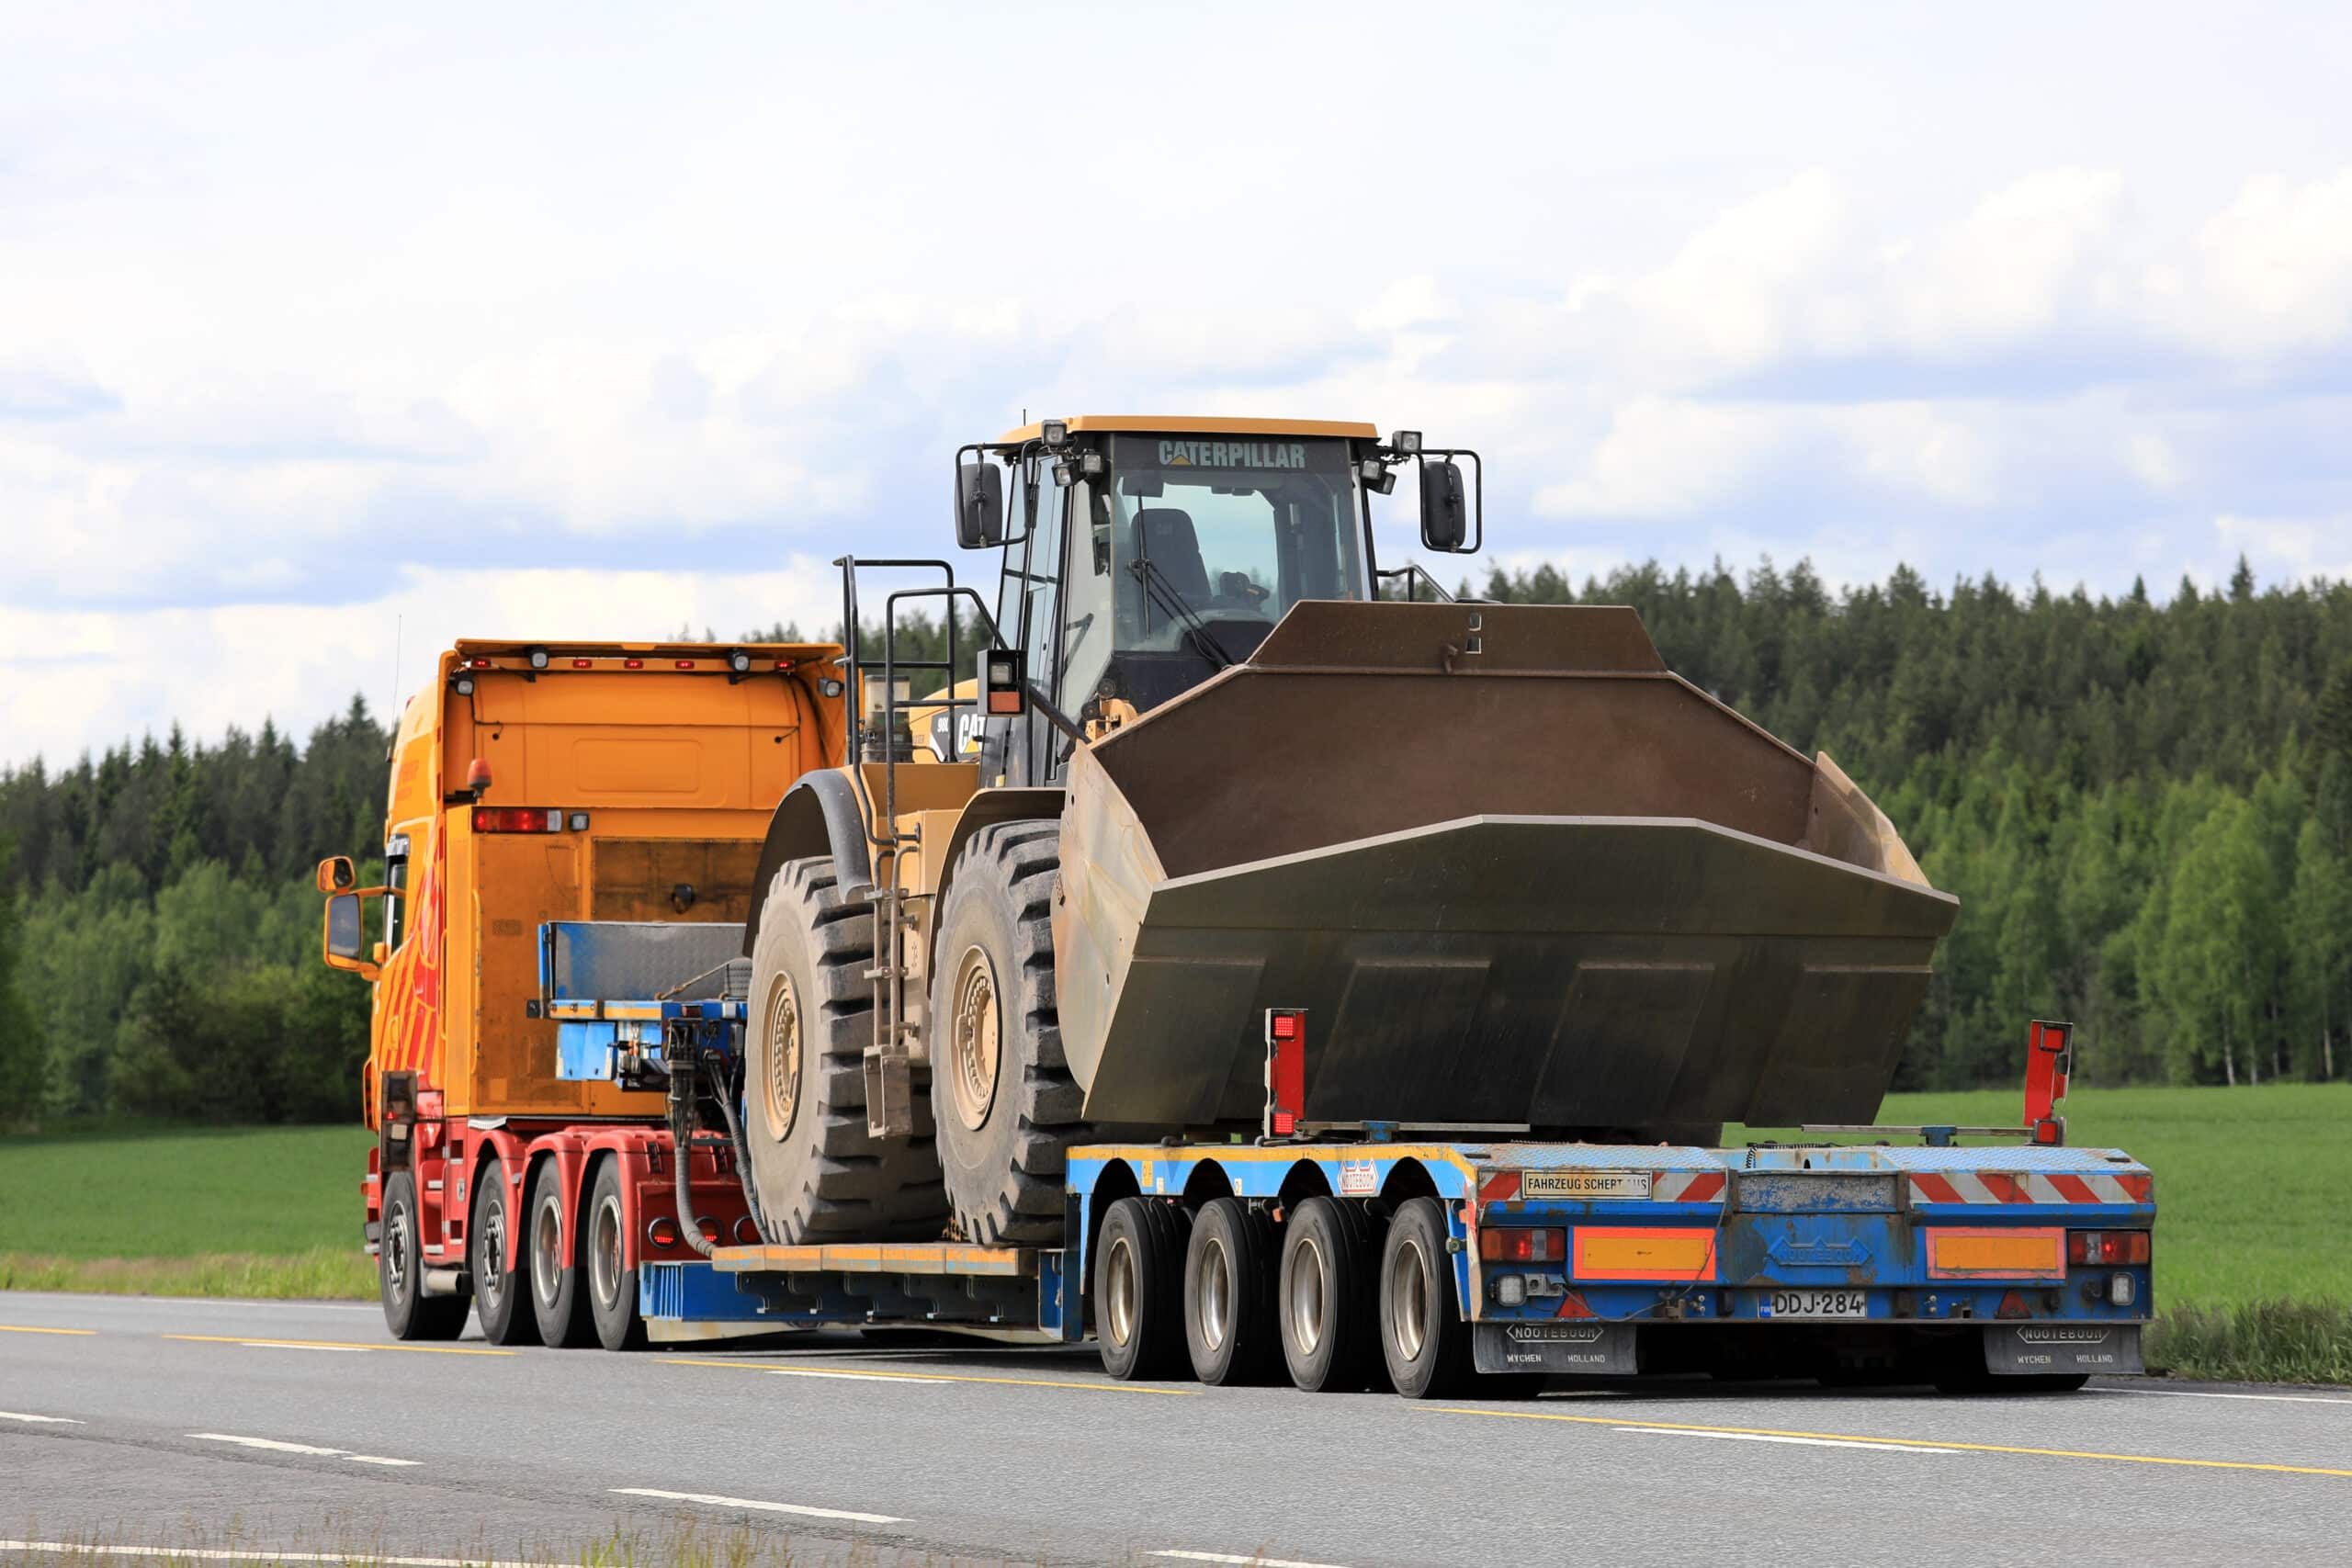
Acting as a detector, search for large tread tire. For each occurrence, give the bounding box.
[928,823,1085,1247]
[1184,1197,1283,1386]
[1279,1195,1384,1393]
[1379,1196,1471,1399]
[526,1161,595,1348]
[1095,1196,1193,1381]
[469,1158,537,1347]
[380,1170,469,1342]
[744,857,946,1242]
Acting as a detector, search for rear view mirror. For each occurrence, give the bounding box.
[315,855,356,894]
[1419,460,1468,552]
[956,461,1005,549]
[324,892,374,974]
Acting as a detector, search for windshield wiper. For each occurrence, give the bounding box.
[1126,558,1236,670]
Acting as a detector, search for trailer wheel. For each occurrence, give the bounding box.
[469,1159,537,1346]
[1095,1196,1191,1381]
[1279,1196,1384,1393]
[1183,1198,1281,1385]
[584,1158,647,1352]
[379,1171,467,1342]
[743,857,947,1241]
[928,823,1085,1247]
[1379,1197,1470,1399]
[526,1161,594,1348]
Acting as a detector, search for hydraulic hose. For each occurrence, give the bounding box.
[665,1032,716,1258]
[710,1051,775,1244]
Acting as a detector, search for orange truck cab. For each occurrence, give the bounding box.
[317,638,845,1346]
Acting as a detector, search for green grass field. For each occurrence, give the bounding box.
[1,1088,2345,1377]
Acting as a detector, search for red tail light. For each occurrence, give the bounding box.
[674,659,695,670]
[1479,1227,1566,1264]
[2067,1230,2151,1266]
[625,658,644,669]
[472,807,562,833]
[572,658,594,669]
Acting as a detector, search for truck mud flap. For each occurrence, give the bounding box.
[1984,1323,2143,1377]
[1473,1321,1636,1376]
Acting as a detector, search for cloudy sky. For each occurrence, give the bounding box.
[5,2,2350,768]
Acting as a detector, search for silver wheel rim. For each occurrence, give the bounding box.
[531,1190,562,1304]
[386,1197,412,1299]
[1105,1234,1138,1348]
[591,1192,625,1309]
[478,1192,506,1307]
[1388,1235,1430,1364]
[1197,1236,1232,1352]
[1287,1234,1328,1357]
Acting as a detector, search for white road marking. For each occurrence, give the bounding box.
[0,1544,551,1567]
[238,1340,372,1353]
[612,1487,904,1525]
[1613,1427,1962,1455]
[763,1367,949,1384]
[187,1433,421,1466]
[0,1411,85,1425]
[2090,1385,2352,1407]
[1149,1552,1355,1567]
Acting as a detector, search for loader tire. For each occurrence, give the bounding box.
[744,856,946,1241]
[928,822,1086,1247]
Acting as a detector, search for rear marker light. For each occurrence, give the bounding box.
[1479,1227,1566,1264]
[647,1216,680,1248]
[572,658,593,669]
[625,658,644,669]
[2067,1231,2151,1266]
[674,659,695,670]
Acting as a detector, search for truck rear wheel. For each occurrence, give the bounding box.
[584,1158,647,1351]
[1095,1196,1191,1381]
[469,1159,537,1346]
[744,857,947,1241]
[1379,1197,1470,1399]
[928,823,1084,1247]
[1184,1197,1281,1385]
[527,1161,594,1348]
[380,1170,468,1341]
[1280,1196,1383,1393]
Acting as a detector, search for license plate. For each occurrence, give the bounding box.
[1762,1289,1869,1318]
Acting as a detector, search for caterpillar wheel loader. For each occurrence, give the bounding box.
[735,416,1956,1248]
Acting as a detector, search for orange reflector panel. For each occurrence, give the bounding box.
[1571,1226,1717,1282]
[1926,1226,2064,1280]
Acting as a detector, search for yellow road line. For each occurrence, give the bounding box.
[0,1325,96,1336]
[661,1354,1198,1396]
[1432,1405,2352,1479]
[161,1335,514,1358]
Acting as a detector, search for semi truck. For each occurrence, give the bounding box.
[320,414,2154,1393]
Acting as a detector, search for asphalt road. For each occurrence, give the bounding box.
[3,1292,2347,1567]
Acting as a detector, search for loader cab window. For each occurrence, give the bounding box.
[1082,434,1366,712]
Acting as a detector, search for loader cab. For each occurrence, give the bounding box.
[958,418,1478,785]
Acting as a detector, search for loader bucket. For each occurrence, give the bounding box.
[1048,602,1958,1136]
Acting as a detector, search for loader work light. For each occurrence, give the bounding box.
[1041,419,1069,448]
[1390,429,1422,456]
[981,648,1026,716]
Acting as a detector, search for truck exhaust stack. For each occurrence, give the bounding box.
[1052,601,1959,1138]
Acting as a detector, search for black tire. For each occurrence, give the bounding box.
[1094,1196,1192,1381]
[1279,1196,1384,1393]
[469,1157,537,1346]
[526,1161,594,1348]
[744,856,946,1241]
[1379,1197,1471,1399]
[928,823,1085,1247]
[379,1170,468,1341]
[583,1158,647,1352]
[1184,1198,1282,1386]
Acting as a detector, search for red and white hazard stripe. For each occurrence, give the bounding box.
[1908,1170,2153,1206]
[1650,1170,1727,1203]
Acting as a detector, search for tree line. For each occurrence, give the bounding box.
[2,561,2348,1126]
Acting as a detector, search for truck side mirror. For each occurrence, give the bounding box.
[316,855,356,894]
[323,893,380,980]
[1419,459,1468,552]
[956,462,1005,549]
